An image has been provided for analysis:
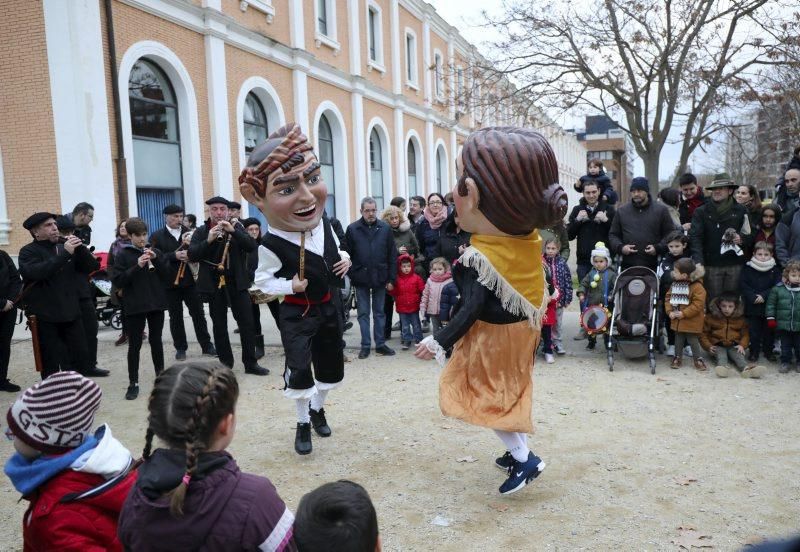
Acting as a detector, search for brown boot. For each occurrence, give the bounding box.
[670,356,682,369]
[693,358,707,372]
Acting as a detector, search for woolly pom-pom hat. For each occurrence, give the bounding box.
[591,241,612,263]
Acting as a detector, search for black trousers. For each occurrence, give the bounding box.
[166,287,212,351]
[384,294,394,339]
[747,316,775,358]
[280,300,343,390]
[209,286,257,369]
[125,310,165,384]
[0,308,16,381]
[37,318,89,379]
[79,298,98,368]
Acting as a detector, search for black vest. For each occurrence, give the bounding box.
[262,218,344,302]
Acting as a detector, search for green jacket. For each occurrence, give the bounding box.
[578,268,616,307]
[766,283,800,332]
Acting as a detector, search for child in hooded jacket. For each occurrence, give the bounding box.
[658,230,691,356]
[4,371,137,552]
[766,260,800,374]
[420,257,454,333]
[388,254,426,349]
[542,238,573,355]
[701,294,765,378]
[577,243,616,350]
[574,158,618,205]
[665,258,707,371]
[740,241,781,362]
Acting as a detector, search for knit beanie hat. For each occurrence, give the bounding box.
[630,177,650,193]
[7,371,102,454]
[591,241,612,264]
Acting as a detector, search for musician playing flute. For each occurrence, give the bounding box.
[149,204,215,361]
[188,197,268,376]
[18,212,95,379]
[109,217,169,400]
[239,123,351,456]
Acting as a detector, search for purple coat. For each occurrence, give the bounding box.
[118,450,295,551]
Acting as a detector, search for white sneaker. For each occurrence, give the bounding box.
[544,353,555,364]
[684,346,693,358]
[666,345,675,357]
[555,343,566,355]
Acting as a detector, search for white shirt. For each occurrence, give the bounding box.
[254,219,349,295]
[166,225,182,241]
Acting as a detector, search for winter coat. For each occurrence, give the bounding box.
[664,266,707,334]
[345,218,397,288]
[542,254,573,308]
[775,209,800,267]
[566,199,615,265]
[5,425,136,552]
[700,296,750,350]
[609,198,677,270]
[420,268,454,317]
[689,199,752,267]
[438,281,459,322]
[388,254,425,314]
[542,264,558,327]
[538,225,570,261]
[390,220,420,259]
[119,449,295,552]
[415,217,443,269]
[109,245,169,316]
[658,252,691,300]
[775,186,800,216]
[739,262,782,317]
[679,188,708,225]
[0,250,22,308]
[766,282,800,332]
[753,227,777,255]
[188,222,258,294]
[576,171,618,204]
[578,268,616,308]
[149,225,195,288]
[435,214,471,265]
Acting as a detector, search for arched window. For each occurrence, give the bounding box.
[369,128,384,209]
[129,58,183,232]
[318,114,336,218]
[243,92,268,157]
[407,141,417,197]
[435,147,445,193]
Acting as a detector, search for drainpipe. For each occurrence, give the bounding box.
[104,0,129,220]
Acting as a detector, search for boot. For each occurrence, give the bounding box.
[295,422,312,455]
[254,334,265,360]
[309,407,332,437]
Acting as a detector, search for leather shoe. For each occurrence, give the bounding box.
[244,363,269,376]
[295,422,312,455]
[309,407,332,437]
[175,350,187,361]
[375,345,395,356]
[0,379,21,392]
[85,367,110,378]
[202,343,217,356]
[358,348,370,359]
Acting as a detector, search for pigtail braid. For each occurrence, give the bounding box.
[142,427,155,460]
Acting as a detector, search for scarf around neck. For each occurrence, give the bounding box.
[460,231,546,327]
[714,196,735,217]
[747,257,776,272]
[429,270,452,283]
[423,207,447,230]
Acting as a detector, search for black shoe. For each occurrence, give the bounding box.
[344,321,353,331]
[85,367,110,378]
[244,363,269,376]
[495,451,514,471]
[586,340,596,350]
[421,321,430,333]
[401,341,409,350]
[747,353,758,363]
[358,348,370,359]
[295,422,312,455]
[202,343,218,356]
[0,379,21,393]
[175,350,187,361]
[254,335,265,360]
[375,345,395,356]
[125,384,139,400]
[765,353,777,363]
[309,407,332,437]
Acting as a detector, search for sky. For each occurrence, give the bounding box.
[425,0,712,181]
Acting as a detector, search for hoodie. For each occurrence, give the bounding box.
[664,265,707,334]
[389,253,426,313]
[5,425,136,552]
[700,296,749,350]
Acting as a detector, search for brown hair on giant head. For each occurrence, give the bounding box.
[456,127,567,235]
[238,123,315,199]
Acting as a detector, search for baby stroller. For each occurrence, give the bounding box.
[91,252,122,331]
[607,265,660,374]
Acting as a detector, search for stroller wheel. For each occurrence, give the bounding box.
[110,311,123,330]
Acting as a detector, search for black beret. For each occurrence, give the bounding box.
[205,196,230,206]
[23,212,58,231]
[55,215,75,232]
[162,204,184,215]
[240,217,260,228]
[228,201,242,210]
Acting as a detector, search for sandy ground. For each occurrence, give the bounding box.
[0,308,798,551]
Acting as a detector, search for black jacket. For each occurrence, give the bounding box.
[739,263,782,317]
[688,200,752,267]
[344,218,397,288]
[149,226,193,288]
[577,172,618,204]
[188,222,258,294]
[0,250,22,308]
[566,199,615,265]
[608,198,677,270]
[18,240,97,322]
[434,214,471,265]
[109,245,169,315]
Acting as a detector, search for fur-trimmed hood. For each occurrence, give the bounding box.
[393,219,411,233]
[671,263,705,283]
[707,295,744,318]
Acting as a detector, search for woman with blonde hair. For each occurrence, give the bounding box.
[381,205,421,339]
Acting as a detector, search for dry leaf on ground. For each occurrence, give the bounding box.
[456,456,478,463]
[672,527,713,549]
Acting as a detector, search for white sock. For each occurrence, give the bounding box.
[296,399,311,424]
[494,430,530,463]
[310,389,329,412]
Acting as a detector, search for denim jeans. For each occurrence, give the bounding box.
[399,312,423,343]
[356,286,386,349]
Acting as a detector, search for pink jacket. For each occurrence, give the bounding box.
[420,271,453,316]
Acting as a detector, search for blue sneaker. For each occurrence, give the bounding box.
[499,452,545,495]
[495,451,514,471]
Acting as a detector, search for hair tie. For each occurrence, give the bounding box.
[182,473,192,486]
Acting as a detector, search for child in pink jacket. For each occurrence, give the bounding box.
[420,257,454,333]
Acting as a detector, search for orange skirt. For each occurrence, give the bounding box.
[439,319,539,433]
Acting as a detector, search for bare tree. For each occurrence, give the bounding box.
[472,0,796,185]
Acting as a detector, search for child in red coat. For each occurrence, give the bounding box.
[389,254,426,350]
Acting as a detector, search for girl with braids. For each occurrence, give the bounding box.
[415,127,567,495]
[118,363,296,551]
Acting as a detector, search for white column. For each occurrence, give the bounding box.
[352,89,368,202]
[290,0,305,49]
[347,0,361,75]
[204,23,233,198]
[43,0,115,248]
[449,129,457,188]
[390,0,401,95]
[394,107,405,197]
[293,64,310,134]
[422,16,432,107]
[447,37,456,120]
[425,119,435,195]
[0,148,10,245]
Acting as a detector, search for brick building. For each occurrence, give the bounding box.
[0,0,585,254]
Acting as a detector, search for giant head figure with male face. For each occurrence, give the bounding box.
[239,123,325,232]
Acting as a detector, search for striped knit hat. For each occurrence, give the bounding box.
[6,372,102,454]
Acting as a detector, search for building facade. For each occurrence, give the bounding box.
[0,0,585,254]
[573,115,635,204]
